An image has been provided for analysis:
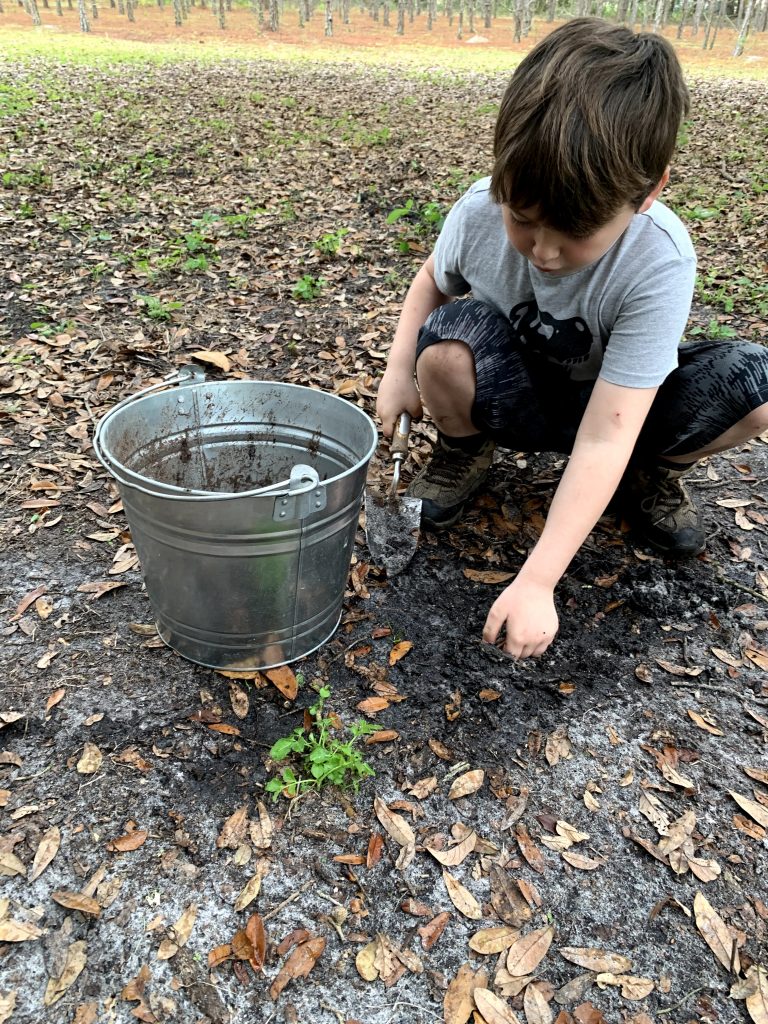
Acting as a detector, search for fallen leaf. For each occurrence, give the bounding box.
[710,647,743,668]
[0,851,26,878]
[489,864,532,928]
[216,806,249,849]
[250,801,273,850]
[52,891,101,917]
[76,743,103,774]
[364,728,400,744]
[0,918,44,942]
[76,580,127,600]
[43,940,87,1006]
[208,943,233,968]
[655,659,704,677]
[356,937,380,980]
[158,903,197,960]
[516,824,546,873]
[0,992,16,1024]
[449,769,485,800]
[106,830,148,853]
[660,762,695,791]
[545,726,572,766]
[474,988,522,1023]
[506,927,554,977]
[596,973,655,1000]
[694,891,741,974]
[228,682,250,719]
[269,935,325,1000]
[463,568,515,584]
[425,830,476,867]
[429,737,454,760]
[745,767,768,785]
[688,709,724,736]
[409,775,438,800]
[524,980,554,1023]
[561,851,604,871]
[444,963,488,1024]
[559,947,632,974]
[418,912,451,951]
[45,688,66,712]
[189,349,231,372]
[746,965,768,1024]
[357,696,389,714]
[730,790,768,829]
[658,810,697,856]
[374,797,415,848]
[389,640,413,666]
[469,926,520,955]
[443,869,483,920]
[265,666,297,700]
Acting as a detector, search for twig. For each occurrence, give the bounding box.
[386,1001,443,1023]
[262,879,313,922]
[320,1004,345,1024]
[669,679,768,702]
[717,572,768,605]
[657,986,707,1016]
[729,937,739,974]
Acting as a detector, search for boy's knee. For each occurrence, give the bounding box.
[416,339,475,383]
[745,401,768,436]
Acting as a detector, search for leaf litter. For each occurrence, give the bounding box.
[0,51,767,1024]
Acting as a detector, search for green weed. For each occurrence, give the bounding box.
[265,686,380,801]
[687,319,738,340]
[313,228,349,257]
[292,275,326,301]
[138,294,183,321]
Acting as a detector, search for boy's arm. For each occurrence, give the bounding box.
[377,253,451,437]
[483,378,659,659]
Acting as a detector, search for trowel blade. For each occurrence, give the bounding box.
[364,489,422,576]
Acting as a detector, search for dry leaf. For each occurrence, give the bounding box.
[265,666,297,700]
[189,349,231,371]
[389,640,413,665]
[658,810,697,856]
[250,801,273,849]
[545,726,572,766]
[228,682,250,719]
[745,767,768,785]
[729,790,768,829]
[444,963,488,1024]
[0,852,26,878]
[216,806,249,849]
[208,943,233,969]
[43,940,87,1006]
[687,710,724,736]
[52,891,101,917]
[443,870,483,920]
[595,974,655,1000]
[410,775,438,800]
[418,912,451,951]
[76,742,103,774]
[357,697,389,715]
[489,864,532,929]
[561,851,604,871]
[158,903,197,960]
[463,569,514,584]
[425,830,476,867]
[660,762,695,791]
[524,980,554,1023]
[234,860,270,912]
[45,688,66,712]
[469,926,520,955]
[269,936,325,1000]
[655,659,704,677]
[356,937,380,981]
[516,825,546,873]
[106,830,148,853]
[0,992,16,1024]
[694,891,741,974]
[474,988,522,1024]
[0,918,44,942]
[373,797,415,848]
[559,947,632,973]
[506,927,554,977]
[746,965,768,1024]
[449,769,485,800]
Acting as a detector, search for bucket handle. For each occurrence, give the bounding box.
[93,365,204,474]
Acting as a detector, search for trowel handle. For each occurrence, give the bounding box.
[391,412,411,460]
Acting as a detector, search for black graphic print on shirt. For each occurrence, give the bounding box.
[509,301,594,369]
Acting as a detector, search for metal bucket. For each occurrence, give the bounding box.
[93,367,377,670]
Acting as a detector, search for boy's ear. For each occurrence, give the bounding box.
[638,166,671,213]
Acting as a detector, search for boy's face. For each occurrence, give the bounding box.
[501,202,637,276]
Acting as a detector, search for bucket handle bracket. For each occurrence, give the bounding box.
[273,465,326,521]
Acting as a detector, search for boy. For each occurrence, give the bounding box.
[376,18,768,660]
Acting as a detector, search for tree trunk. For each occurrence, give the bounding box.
[396,0,404,31]
[522,0,532,34]
[652,0,665,30]
[126,0,134,21]
[467,0,474,31]
[342,0,349,22]
[446,0,452,23]
[383,0,389,24]
[117,0,124,15]
[546,0,556,18]
[174,0,182,23]
[733,0,755,52]
[676,0,688,34]
[513,0,522,38]
[407,0,414,21]
[269,0,278,28]
[324,0,332,32]
[708,0,726,46]
[91,0,98,15]
[616,0,629,20]
[692,0,705,31]
[78,0,90,27]
[482,0,490,26]
[25,0,42,24]
[457,0,463,36]
[56,0,63,14]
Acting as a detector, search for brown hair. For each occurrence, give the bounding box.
[491,18,690,237]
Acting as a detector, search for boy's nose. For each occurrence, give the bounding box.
[532,232,560,263]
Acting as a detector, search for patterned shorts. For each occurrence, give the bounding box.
[416,299,768,457]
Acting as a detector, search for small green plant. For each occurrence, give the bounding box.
[687,319,738,341]
[265,686,380,801]
[138,294,182,321]
[313,227,349,257]
[292,274,326,301]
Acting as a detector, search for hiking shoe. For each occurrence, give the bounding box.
[620,462,706,558]
[406,436,495,528]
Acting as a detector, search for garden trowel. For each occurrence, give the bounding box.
[365,412,421,576]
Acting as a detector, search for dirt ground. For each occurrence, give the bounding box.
[1,54,767,1024]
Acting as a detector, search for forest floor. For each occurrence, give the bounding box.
[0,47,767,1024]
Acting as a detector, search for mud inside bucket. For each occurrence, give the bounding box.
[94,374,377,670]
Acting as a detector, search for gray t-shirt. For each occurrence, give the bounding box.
[432,177,696,388]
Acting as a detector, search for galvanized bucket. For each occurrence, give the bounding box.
[93,367,377,670]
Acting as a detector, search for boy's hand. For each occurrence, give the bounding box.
[482,577,558,659]
[376,369,422,438]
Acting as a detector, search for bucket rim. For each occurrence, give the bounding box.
[93,375,378,502]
